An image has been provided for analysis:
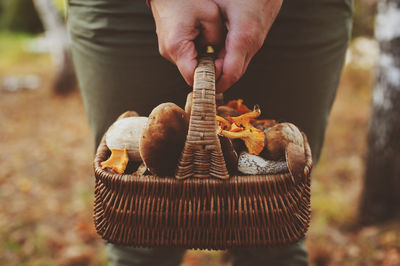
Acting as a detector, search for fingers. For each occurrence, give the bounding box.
[174,41,198,86]
[214,47,226,82]
[216,27,261,93]
[197,4,225,48]
[214,0,283,92]
[151,0,224,87]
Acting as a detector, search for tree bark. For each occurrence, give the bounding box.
[33,0,76,94]
[359,0,400,225]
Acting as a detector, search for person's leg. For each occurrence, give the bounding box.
[226,0,353,163]
[106,245,185,266]
[225,0,353,264]
[68,0,191,146]
[229,240,307,266]
[68,1,188,265]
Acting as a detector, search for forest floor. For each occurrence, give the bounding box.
[0,33,399,266]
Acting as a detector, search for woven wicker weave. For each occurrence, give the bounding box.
[93,54,313,249]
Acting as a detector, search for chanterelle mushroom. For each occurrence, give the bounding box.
[101,116,148,174]
[226,99,251,114]
[217,106,265,155]
[140,102,189,176]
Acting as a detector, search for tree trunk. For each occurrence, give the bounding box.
[33,0,76,94]
[359,0,400,225]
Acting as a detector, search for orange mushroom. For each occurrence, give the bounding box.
[219,127,265,155]
[101,148,129,174]
[216,115,232,131]
[217,105,265,155]
[226,99,251,114]
[228,105,261,129]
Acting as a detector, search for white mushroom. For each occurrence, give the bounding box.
[105,116,148,161]
[238,152,288,175]
[101,116,148,174]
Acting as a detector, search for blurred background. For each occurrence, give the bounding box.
[0,0,399,265]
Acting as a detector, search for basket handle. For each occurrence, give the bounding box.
[175,48,229,179]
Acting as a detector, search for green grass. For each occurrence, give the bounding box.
[0,31,50,71]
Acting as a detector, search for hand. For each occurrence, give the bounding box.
[150,0,224,86]
[212,0,282,92]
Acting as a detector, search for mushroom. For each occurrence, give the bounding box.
[184,92,193,115]
[263,122,306,180]
[263,122,304,159]
[252,119,277,131]
[101,148,129,174]
[238,152,288,175]
[101,116,148,174]
[226,99,251,114]
[140,102,189,176]
[216,93,224,106]
[217,106,240,120]
[228,105,261,129]
[217,107,265,155]
[218,135,238,175]
[117,110,139,120]
[133,163,150,176]
[219,127,265,155]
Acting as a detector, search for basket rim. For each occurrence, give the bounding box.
[93,131,312,186]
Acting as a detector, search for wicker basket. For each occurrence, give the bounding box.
[93,54,313,249]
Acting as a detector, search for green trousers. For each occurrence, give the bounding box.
[68,0,352,265]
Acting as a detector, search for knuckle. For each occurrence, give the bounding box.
[208,4,220,20]
[236,29,264,52]
[164,39,182,58]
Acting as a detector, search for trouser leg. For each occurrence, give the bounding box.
[106,245,185,266]
[69,2,188,265]
[229,239,307,266]
[226,1,352,265]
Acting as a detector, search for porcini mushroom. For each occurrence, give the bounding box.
[140,102,189,176]
[264,122,306,180]
[264,122,304,159]
[101,116,148,174]
[219,135,238,175]
[184,92,193,115]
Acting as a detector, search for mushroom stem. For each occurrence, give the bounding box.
[238,152,288,175]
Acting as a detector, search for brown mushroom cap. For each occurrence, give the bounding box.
[217,106,240,120]
[285,142,306,181]
[140,103,189,176]
[117,110,139,120]
[263,122,306,181]
[263,122,304,160]
[218,135,238,175]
